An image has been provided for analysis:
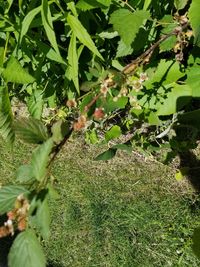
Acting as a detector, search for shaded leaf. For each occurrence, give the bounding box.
[8,230,46,267]
[95,148,117,161]
[0,185,28,214]
[14,117,49,144]
[31,138,53,181]
[16,164,34,183]
[0,86,15,145]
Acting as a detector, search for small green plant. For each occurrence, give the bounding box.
[0,0,200,266]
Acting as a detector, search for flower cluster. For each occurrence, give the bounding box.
[0,194,29,238]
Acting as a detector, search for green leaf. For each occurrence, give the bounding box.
[178,109,200,129]
[41,0,61,57]
[116,39,133,58]
[8,229,46,267]
[105,125,122,142]
[31,194,50,240]
[95,148,117,160]
[143,0,152,10]
[188,0,200,46]
[76,0,107,11]
[16,164,34,183]
[20,6,41,43]
[67,14,103,60]
[2,56,35,84]
[51,120,70,144]
[110,9,150,46]
[156,84,191,116]
[0,185,29,214]
[174,0,189,10]
[96,0,111,6]
[186,66,200,97]
[27,89,44,119]
[0,86,15,145]
[14,117,49,144]
[67,33,79,93]
[31,138,53,181]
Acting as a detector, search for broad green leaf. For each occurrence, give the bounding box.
[8,229,46,267]
[186,66,200,97]
[20,6,41,42]
[30,194,50,239]
[67,33,79,93]
[41,0,61,57]
[159,35,177,52]
[95,148,117,161]
[116,39,133,58]
[0,86,14,145]
[110,9,150,46]
[156,84,191,116]
[99,31,118,39]
[145,60,183,87]
[102,95,128,113]
[14,117,49,144]
[16,164,34,183]
[67,14,103,60]
[105,125,122,142]
[27,89,44,119]
[188,0,200,46]
[174,0,188,10]
[31,138,53,181]
[0,47,4,67]
[2,56,35,84]
[0,185,28,214]
[51,120,70,144]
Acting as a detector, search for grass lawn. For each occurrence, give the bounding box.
[0,139,200,266]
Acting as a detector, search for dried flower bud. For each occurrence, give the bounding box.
[73,115,87,131]
[66,99,77,108]
[93,108,105,120]
[120,87,128,96]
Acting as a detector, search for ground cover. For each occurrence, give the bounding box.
[0,139,200,267]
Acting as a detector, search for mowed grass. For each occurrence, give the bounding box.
[1,139,200,267]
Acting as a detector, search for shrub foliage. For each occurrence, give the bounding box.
[0,0,200,265]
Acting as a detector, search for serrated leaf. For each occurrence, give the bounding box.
[76,0,106,11]
[67,14,103,60]
[105,125,122,142]
[67,33,79,93]
[159,35,177,52]
[174,0,189,10]
[186,66,200,97]
[2,56,35,84]
[8,230,46,267]
[95,148,117,161]
[51,120,70,144]
[41,0,61,57]
[30,193,50,240]
[20,5,41,43]
[27,90,44,119]
[16,164,34,183]
[0,185,29,214]
[116,39,133,58]
[31,138,53,181]
[14,117,49,144]
[110,9,150,46]
[0,86,15,145]
[188,0,200,46]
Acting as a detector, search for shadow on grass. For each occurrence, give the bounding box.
[179,150,200,192]
[47,261,65,267]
